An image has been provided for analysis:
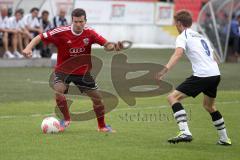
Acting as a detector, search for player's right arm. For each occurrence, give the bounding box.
[156,34,186,81]
[22,35,41,58]
[155,48,184,80]
[23,27,59,58]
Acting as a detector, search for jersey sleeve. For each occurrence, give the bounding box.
[175,34,187,50]
[39,28,59,45]
[91,29,107,46]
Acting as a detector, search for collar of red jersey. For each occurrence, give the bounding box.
[71,24,83,36]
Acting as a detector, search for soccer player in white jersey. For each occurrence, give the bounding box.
[156,10,231,145]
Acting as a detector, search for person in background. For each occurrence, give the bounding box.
[39,10,52,32]
[53,8,68,28]
[39,10,52,57]
[7,9,25,58]
[0,5,15,58]
[22,7,43,58]
[229,13,240,59]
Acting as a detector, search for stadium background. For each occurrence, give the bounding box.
[1,0,239,63]
[0,0,209,59]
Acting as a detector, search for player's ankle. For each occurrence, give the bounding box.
[98,124,106,129]
[181,130,192,136]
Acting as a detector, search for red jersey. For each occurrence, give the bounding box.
[40,25,107,75]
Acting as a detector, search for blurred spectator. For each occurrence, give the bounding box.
[22,7,43,58]
[0,5,15,58]
[39,10,52,32]
[228,13,240,59]
[53,8,68,28]
[39,10,52,57]
[6,9,25,58]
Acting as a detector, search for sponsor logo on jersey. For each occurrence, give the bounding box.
[69,48,86,55]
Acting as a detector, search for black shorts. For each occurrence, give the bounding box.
[176,75,221,98]
[53,72,98,93]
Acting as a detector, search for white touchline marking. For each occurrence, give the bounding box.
[0,100,239,119]
[112,105,168,112]
[30,81,49,84]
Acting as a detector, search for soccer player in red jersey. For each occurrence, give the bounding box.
[23,8,124,133]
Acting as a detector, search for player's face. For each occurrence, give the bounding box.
[72,16,86,33]
[32,10,39,18]
[59,10,66,18]
[42,13,49,21]
[15,13,22,21]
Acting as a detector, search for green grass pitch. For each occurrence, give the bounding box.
[0,49,239,160]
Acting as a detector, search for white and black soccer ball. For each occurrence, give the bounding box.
[41,117,60,134]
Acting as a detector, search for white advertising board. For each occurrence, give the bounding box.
[74,0,155,24]
[155,2,174,25]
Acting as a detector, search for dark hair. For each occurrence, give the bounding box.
[30,7,39,13]
[71,8,86,20]
[174,9,192,27]
[42,10,49,16]
[15,8,24,15]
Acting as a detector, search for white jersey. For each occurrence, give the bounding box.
[176,28,220,77]
[0,16,9,29]
[7,16,24,30]
[22,14,40,28]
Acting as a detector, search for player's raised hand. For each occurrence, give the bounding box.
[22,48,32,58]
[104,40,132,52]
[104,42,115,52]
[114,41,124,51]
[104,41,123,52]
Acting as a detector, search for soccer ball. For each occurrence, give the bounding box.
[41,117,60,134]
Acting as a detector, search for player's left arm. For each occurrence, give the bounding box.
[156,47,184,80]
[91,29,123,52]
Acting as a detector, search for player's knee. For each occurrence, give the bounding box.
[90,95,103,105]
[54,83,66,94]
[167,93,176,103]
[91,97,103,105]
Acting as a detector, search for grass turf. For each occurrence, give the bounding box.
[0,49,239,160]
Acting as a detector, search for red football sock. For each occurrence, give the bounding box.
[93,104,106,128]
[56,95,70,121]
